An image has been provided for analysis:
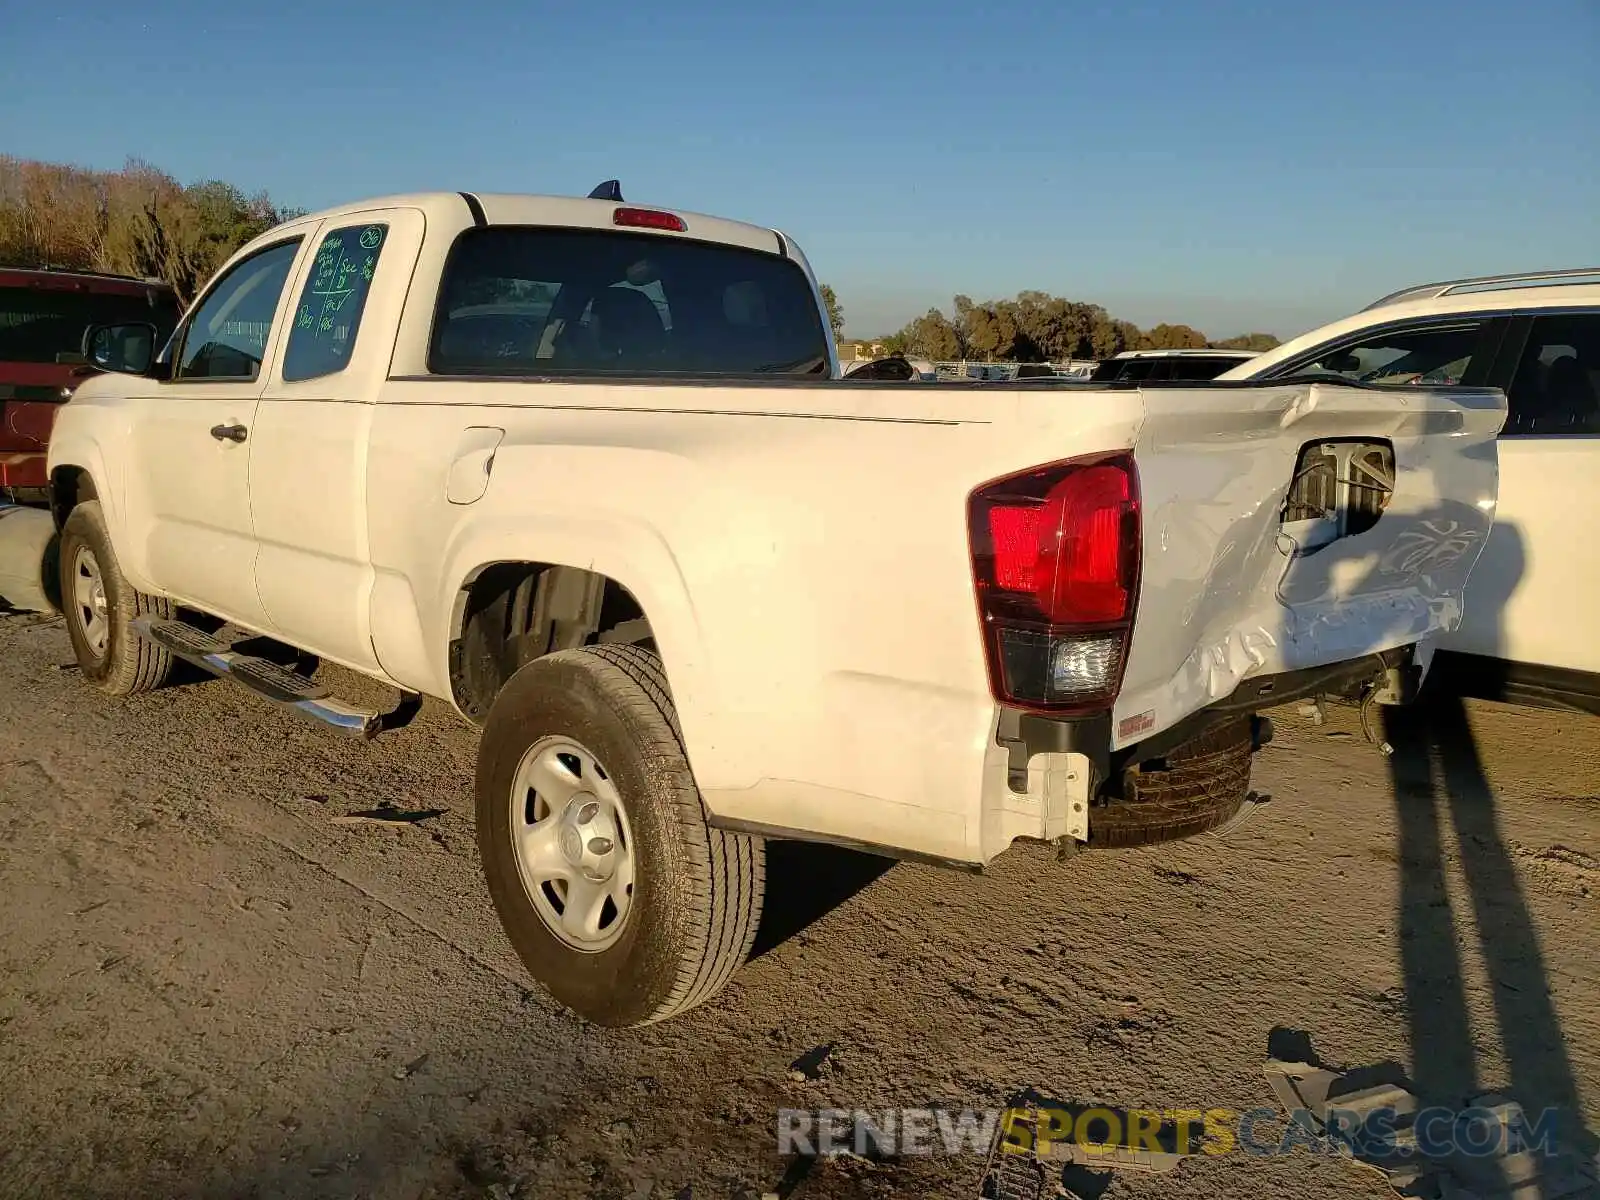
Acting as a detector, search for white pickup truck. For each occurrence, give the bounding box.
[47,186,1504,1026]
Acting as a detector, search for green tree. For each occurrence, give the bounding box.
[1211,332,1281,351]
[1141,323,1209,350]
[819,283,845,341]
[964,301,1021,361]
[886,291,1232,364]
[901,308,964,360]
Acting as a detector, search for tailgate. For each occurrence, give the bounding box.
[1111,381,1504,748]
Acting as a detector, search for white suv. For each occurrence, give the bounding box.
[1221,269,1600,714]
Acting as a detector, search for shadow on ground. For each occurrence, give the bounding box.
[749,841,896,960]
[1384,695,1598,1165]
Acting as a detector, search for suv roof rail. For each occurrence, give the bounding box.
[1363,267,1600,311]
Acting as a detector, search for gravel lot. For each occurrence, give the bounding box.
[1,609,1596,1199]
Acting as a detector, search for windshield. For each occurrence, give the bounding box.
[429,227,830,377]
[0,285,180,365]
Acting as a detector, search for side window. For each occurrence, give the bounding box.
[173,240,302,381]
[282,223,389,382]
[1282,322,1486,387]
[1503,314,1600,436]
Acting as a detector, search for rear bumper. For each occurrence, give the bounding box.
[976,646,1413,863]
[703,649,1417,871]
[1116,645,1412,768]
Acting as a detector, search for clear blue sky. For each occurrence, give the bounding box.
[3,0,1596,339]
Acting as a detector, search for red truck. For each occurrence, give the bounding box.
[1,267,180,503]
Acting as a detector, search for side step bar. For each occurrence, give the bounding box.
[132,617,421,739]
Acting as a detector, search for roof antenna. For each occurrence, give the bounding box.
[588,180,624,202]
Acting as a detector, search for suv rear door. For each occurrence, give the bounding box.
[1442,311,1600,675]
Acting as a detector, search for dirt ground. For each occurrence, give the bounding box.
[1,609,1596,1200]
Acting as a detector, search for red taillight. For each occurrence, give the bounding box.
[1035,465,1133,624]
[987,505,1040,591]
[612,207,688,233]
[969,453,1140,713]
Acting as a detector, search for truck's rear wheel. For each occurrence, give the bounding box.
[58,500,174,696]
[475,644,764,1027]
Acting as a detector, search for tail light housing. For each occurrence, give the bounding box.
[968,452,1141,713]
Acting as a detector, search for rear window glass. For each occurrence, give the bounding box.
[429,227,829,377]
[0,284,180,365]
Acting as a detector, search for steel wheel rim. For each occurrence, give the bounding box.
[71,545,110,657]
[509,735,636,952]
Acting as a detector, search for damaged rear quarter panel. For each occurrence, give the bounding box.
[1111,382,1505,749]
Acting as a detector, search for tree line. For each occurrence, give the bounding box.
[0,157,303,305]
[828,289,1278,361]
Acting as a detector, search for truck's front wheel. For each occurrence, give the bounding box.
[58,500,174,696]
[475,645,764,1027]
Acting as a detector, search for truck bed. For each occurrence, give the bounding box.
[340,374,1502,862]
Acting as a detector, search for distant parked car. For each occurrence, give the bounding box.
[1,268,179,504]
[1090,348,1262,383]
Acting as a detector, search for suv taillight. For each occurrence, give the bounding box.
[968,452,1141,713]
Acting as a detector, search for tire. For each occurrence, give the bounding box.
[475,644,765,1027]
[1088,719,1255,848]
[58,500,174,696]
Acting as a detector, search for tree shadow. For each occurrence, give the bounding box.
[748,841,895,960]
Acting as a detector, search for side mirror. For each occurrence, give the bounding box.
[82,322,158,376]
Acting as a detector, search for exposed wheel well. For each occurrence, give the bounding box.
[449,562,655,722]
[49,467,96,530]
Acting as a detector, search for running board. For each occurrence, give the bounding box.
[132,617,421,739]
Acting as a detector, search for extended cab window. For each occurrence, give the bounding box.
[174,240,301,382]
[429,227,829,376]
[1277,321,1488,387]
[1504,314,1600,436]
[282,224,388,382]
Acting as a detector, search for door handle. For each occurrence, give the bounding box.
[210,423,248,444]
